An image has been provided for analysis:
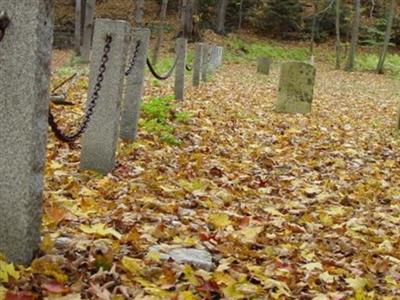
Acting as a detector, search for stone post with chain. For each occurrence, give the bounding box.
[193,42,203,87]
[0,0,53,264]
[80,19,131,174]
[174,37,187,100]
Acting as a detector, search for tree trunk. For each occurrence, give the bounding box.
[345,0,361,72]
[81,0,96,62]
[335,0,341,69]
[238,0,244,30]
[216,0,229,35]
[377,0,396,74]
[135,0,145,27]
[152,0,169,65]
[75,0,86,55]
[310,16,316,64]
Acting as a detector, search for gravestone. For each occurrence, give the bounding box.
[201,43,210,82]
[257,57,272,75]
[192,43,203,87]
[120,28,151,142]
[275,62,316,114]
[0,0,53,264]
[212,46,224,68]
[80,19,131,174]
[175,37,187,100]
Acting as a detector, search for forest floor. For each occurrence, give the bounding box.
[2,43,400,300]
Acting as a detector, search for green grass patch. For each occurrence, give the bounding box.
[225,36,309,63]
[356,52,400,78]
[141,95,190,145]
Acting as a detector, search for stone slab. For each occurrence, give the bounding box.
[275,61,316,114]
[0,0,53,264]
[257,57,272,75]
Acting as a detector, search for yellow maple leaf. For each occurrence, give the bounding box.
[183,264,199,285]
[121,256,143,275]
[179,291,198,300]
[346,277,368,290]
[80,223,122,239]
[208,213,231,228]
[235,226,263,243]
[0,260,20,283]
[302,262,323,272]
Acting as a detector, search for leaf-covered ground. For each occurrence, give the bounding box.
[2,49,400,300]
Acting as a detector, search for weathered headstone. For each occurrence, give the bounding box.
[257,57,272,75]
[81,0,95,62]
[275,62,316,114]
[210,46,223,69]
[201,43,210,82]
[80,19,131,174]
[120,28,151,142]
[192,42,203,87]
[0,0,53,264]
[175,37,187,100]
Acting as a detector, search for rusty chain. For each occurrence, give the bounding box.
[125,40,142,76]
[147,55,179,80]
[48,35,113,143]
[0,11,10,43]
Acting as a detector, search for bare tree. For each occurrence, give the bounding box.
[335,0,341,69]
[216,0,229,35]
[152,0,169,65]
[238,0,244,30]
[134,0,145,27]
[345,0,361,71]
[377,0,396,74]
[75,0,86,55]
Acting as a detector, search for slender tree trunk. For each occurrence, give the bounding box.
[377,0,396,74]
[75,0,86,55]
[135,0,145,27]
[238,0,244,30]
[216,0,229,35]
[335,0,341,69]
[153,0,169,65]
[310,16,316,64]
[81,0,95,62]
[345,0,361,71]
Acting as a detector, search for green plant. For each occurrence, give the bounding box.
[225,36,308,63]
[356,52,400,78]
[141,95,190,145]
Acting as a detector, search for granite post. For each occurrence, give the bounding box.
[0,0,53,264]
[193,43,203,87]
[175,37,187,100]
[80,19,131,174]
[275,62,316,114]
[201,43,210,82]
[120,28,151,142]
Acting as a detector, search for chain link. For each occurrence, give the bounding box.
[185,64,193,72]
[125,40,142,76]
[147,55,179,80]
[0,11,10,43]
[48,35,113,143]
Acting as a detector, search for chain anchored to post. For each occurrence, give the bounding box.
[0,11,10,43]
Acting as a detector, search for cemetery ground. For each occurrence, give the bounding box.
[2,38,400,299]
